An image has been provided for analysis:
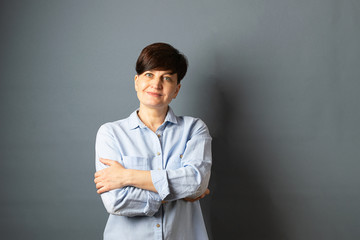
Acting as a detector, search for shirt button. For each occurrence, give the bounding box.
[156,224,160,228]
[157,152,161,156]
[157,134,161,138]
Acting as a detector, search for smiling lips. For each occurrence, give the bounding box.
[146,91,163,97]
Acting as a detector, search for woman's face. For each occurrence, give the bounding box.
[135,70,181,110]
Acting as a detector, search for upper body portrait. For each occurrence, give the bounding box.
[94,42,212,240]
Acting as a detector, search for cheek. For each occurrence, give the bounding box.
[136,81,146,91]
[135,82,138,91]
[174,87,180,96]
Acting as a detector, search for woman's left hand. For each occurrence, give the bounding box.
[94,158,129,194]
[183,188,210,202]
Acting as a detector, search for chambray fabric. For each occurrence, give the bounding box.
[95,107,212,240]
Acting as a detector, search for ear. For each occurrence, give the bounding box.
[134,75,138,92]
[173,84,181,99]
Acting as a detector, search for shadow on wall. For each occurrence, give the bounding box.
[200,74,285,240]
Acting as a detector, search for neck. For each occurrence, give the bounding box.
[137,105,169,132]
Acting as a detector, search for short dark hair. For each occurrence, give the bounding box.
[135,42,188,83]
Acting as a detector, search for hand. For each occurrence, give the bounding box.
[94,158,129,194]
[183,188,210,202]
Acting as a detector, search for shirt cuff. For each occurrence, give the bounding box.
[150,170,170,200]
[144,191,162,216]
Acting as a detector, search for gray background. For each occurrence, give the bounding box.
[1,0,359,239]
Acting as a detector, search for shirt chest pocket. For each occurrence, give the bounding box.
[122,156,150,170]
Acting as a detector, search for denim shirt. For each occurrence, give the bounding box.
[95,107,212,240]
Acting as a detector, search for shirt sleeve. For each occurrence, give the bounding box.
[95,124,162,217]
[150,119,212,201]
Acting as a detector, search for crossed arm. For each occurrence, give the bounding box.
[94,158,210,202]
[94,122,212,216]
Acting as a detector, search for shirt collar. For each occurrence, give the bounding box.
[128,106,178,130]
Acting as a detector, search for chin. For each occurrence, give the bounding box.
[143,102,168,109]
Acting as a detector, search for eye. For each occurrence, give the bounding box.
[163,76,172,81]
[144,72,153,77]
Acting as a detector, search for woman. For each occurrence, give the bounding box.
[94,42,212,240]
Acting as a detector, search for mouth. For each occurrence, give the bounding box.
[146,91,162,97]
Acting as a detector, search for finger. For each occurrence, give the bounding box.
[99,158,115,166]
[94,177,102,184]
[184,198,194,202]
[198,190,209,200]
[202,189,210,197]
[184,197,199,202]
[97,186,109,194]
[94,170,105,179]
[95,182,104,190]
[198,190,210,200]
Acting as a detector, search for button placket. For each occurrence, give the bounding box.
[154,130,163,170]
[153,206,163,239]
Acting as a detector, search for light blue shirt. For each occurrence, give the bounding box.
[95,107,212,240]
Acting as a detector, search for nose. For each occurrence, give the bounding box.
[151,76,162,89]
